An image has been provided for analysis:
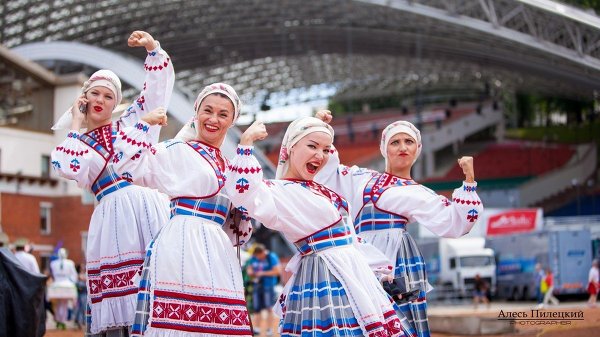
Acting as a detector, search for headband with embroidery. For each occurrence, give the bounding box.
[380,120,422,168]
[175,83,241,141]
[51,69,123,130]
[276,116,334,179]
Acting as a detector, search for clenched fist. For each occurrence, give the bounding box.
[457,156,475,183]
[240,120,268,146]
[141,107,168,126]
[128,31,158,51]
[315,110,333,124]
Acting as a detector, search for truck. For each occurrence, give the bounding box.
[485,228,591,301]
[419,237,496,298]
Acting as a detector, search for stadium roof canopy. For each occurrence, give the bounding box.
[3,0,600,117]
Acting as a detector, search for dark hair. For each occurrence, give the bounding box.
[253,243,266,255]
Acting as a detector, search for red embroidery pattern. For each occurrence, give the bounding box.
[88,258,144,304]
[452,198,482,206]
[467,209,479,222]
[70,159,81,172]
[150,290,251,334]
[55,146,89,157]
[118,130,152,149]
[340,165,350,176]
[227,164,262,174]
[144,58,171,71]
[87,124,115,154]
[235,178,250,193]
[363,308,403,337]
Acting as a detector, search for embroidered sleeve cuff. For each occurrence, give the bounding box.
[144,43,171,71]
[236,145,254,156]
[462,181,478,192]
[146,41,161,56]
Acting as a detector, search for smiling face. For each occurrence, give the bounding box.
[285,131,332,180]
[195,93,235,147]
[84,86,116,129]
[386,132,418,177]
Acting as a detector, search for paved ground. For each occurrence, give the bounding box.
[44,300,599,337]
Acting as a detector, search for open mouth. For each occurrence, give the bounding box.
[204,124,219,132]
[306,162,319,174]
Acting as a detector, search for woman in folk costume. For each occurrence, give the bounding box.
[48,248,79,330]
[110,83,254,337]
[50,31,174,336]
[225,117,417,337]
[314,111,483,337]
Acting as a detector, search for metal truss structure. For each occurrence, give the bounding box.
[3,0,600,116]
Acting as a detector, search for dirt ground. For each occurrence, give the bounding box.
[44,302,599,337]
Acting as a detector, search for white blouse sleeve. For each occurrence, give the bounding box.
[111,120,186,194]
[51,131,96,189]
[315,144,377,202]
[118,43,175,143]
[225,145,283,230]
[379,182,483,238]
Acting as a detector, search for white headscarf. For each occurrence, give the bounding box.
[380,120,422,168]
[58,248,68,260]
[275,117,334,179]
[175,83,241,141]
[51,70,123,130]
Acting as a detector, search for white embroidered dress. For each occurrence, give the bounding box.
[50,45,174,333]
[315,147,483,337]
[225,145,414,337]
[111,122,253,337]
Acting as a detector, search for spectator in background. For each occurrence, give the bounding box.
[42,267,55,323]
[472,274,490,310]
[539,267,559,308]
[534,263,545,307]
[48,248,78,330]
[588,259,599,308]
[74,264,87,330]
[246,244,281,337]
[13,238,40,274]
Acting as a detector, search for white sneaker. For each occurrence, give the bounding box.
[266,328,273,337]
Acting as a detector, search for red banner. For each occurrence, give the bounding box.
[486,209,539,236]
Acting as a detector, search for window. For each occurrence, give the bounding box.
[41,155,50,178]
[450,257,456,269]
[459,256,494,268]
[40,202,52,234]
